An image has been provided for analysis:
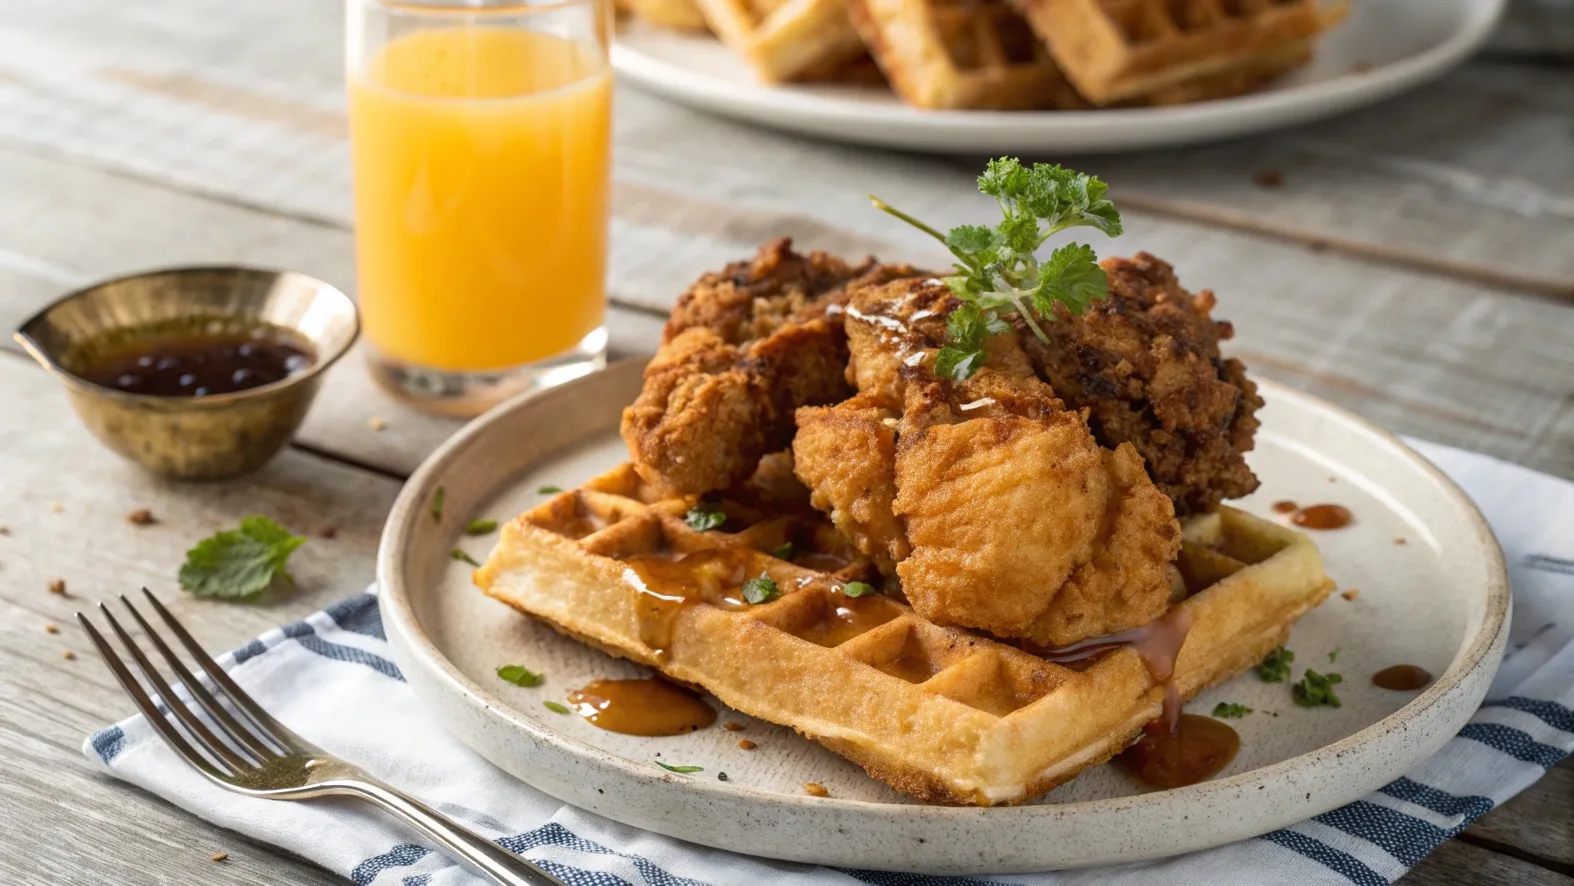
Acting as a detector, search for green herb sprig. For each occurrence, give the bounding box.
[451,549,481,568]
[1293,670,1344,708]
[656,761,704,774]
[179,516,307,600]
[1257,646,1295,683]
[1212,702,1252,719]
[741,573,780,605]
[871,158,1122,382]
[685,502,726,532]
[842,581,875,598]
[543,701,571,714]
[496,665,544,687]
[465,518,498,536]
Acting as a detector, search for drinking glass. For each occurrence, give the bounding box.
[346,0,612,416]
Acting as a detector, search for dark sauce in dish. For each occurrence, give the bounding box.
[79,326,313,397]
[1372,664,1432,691]
[565,678,717,736]
[1120,714,1241,789]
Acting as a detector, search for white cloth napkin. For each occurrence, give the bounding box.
[85,440,1574,885]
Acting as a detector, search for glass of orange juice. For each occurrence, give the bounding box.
[346,0,612,416]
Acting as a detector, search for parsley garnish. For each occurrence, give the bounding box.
[451,548,481,567]
[1328,648,1340,663]
[685,502,725,532]
[543,701,571,714]
[842,581,875,598]
[1293,670,1344,708]
[430,486,446,523]
[871,157,1122,382]
[741,573,779,604]
[771,542,796,560]
[178,516,307,600]
[496,665,543,687]
[655,761,704,774]
[1257,647,1295,683]
[1212,702,1252,719]
[464,518,498,536]
[537,485,563,495]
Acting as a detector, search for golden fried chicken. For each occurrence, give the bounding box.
[621,238,922,496]
[793,277,1181,646]
[1021,252,1263,515]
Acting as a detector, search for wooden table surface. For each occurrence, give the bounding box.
[2,0,1571,882]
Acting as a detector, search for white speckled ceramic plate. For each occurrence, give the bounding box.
[377,359,1508,874]
[611,0,1504,154]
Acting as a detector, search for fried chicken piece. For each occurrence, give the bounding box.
[1021,252,1263,515]
[792,393,908,574]
[621,239,922,496]
[794,277,1180,646]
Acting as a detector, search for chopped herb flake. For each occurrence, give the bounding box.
[537,485,563,495]
[430,487,446,523]
[1293,670,1344,708]
[685,502,726,532]
[655,761,704,774]
[1329,648,1340,663]
[741,573,780,605]
[1257,646,1295,683]
[771,542,796,560]
[842,581,875,598]
[1212,702,1252,719]
[496,665,543,687]
[451,548,481,568]
[464,518,498,536]
[543,701,571,714]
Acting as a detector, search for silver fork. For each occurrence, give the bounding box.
[79,589,563,886]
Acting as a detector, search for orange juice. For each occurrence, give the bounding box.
[348,28,610,372]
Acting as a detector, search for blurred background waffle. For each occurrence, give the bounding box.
[617,0,1348,110]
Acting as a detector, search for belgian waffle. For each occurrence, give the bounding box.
[626,0,712,31]
[476,463,1334,805]
[1010,0,1347,105]
[848,0,1087,110]
[692,0,868,82]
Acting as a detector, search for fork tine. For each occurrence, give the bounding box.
[140,588,317,753]
[95,602,251,772]
[118,594,280,761]
[76,612,231,781]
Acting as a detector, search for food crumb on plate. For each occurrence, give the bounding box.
[369,417,388,432]
[737,739,757,750]
[804,782,829,798]
[1254,171,1284,188]
[723,721,745,732]
[127,508,157,526]
[48,579,67,596]
[1342,589,1360,601]
[62,650,76,660]
[1394,537,1406,546]
[44,624,58,634]
[322,526,339,539]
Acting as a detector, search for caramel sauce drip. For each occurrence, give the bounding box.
[623,549,751,657]
[565,678,717,736]
[796,590,899,648]
[1291,504,1353,530]
[1120,714,1240,789]
[1271,500,1299,514]
[1372,664,1432,691]
[1039,607,1193,732]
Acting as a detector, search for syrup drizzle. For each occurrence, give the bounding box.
[623,549,752,658]
[565,678,717,736]
[1039,607,1194,731]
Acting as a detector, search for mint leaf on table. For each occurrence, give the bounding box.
[496,665,544,687]
[178,516,307,600]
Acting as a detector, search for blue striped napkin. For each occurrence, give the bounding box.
[85,440,1573,885]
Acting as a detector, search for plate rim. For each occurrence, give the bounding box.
[609,0,1507,151]
[377,360,1509,866]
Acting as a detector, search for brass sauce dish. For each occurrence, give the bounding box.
[14,267,358,480]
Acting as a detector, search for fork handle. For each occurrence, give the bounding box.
[337,779,563,886]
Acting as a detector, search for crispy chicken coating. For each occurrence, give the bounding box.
[621,238,921,496]
[1021,252,1263,515]
[794,277,1180,646]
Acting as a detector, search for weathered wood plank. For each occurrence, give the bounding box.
[1401,837,1574,886]
[0,350,380,886]
[0,144,666,478]
[1465,757,1574,871]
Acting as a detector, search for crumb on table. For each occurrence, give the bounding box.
[210,851,229,863]
[321,526,339,540]
[45,624,58,634]
[804,782,829,798]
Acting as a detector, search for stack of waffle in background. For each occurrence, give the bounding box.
[619,0,1349,110]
